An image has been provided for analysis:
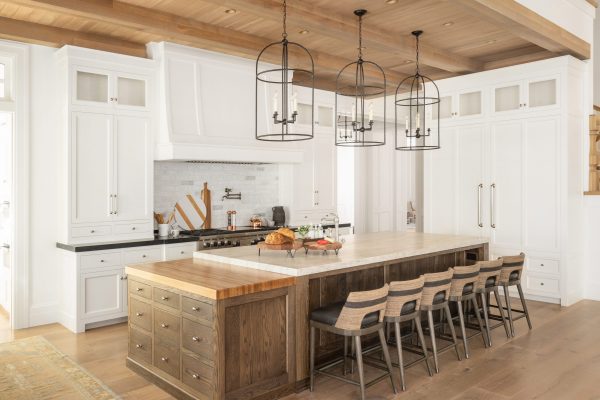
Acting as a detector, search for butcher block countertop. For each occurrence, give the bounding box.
[125,258,296,300]
[194,232,489,276]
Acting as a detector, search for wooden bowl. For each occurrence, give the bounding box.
[257,240,304,258]
[303,241,342,255]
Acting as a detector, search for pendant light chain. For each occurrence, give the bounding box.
[282,0,288,39]
[415,33,420,75]
[357,12,363,60]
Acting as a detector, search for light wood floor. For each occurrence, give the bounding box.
[1,299,599,400]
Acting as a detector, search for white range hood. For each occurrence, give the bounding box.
[148,42,304,163]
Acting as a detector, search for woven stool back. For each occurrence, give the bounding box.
[385,276,424,318]
[475,259,503,290]
[421,269,453,306]
[499,253,525,284]
[335,284,389,331]
[449,265,480,297]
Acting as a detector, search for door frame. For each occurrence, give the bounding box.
[0,41,29,329]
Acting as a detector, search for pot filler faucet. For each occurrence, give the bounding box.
[222,188,242,201]
[321,212,340,242]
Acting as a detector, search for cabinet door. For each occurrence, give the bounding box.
[455,124,487,237]
[525,76,559,112]
[432,95,453,120]
[316,104,334,135]
[489,121,523,249]
[72,112,113,223]
[73,68,111,108]
[114,115,152,221]
[492,81,522,115]
[115,73,147,110]
[80,267,124,320]
[313,135,336,211]
[366,139,395,232]
[424,127,457,234]
[523,117,559,253]
[292,140,315,210]
[457,90,483,119]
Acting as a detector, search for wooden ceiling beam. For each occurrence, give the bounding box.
[0,15,146,57]
[197,0,483,73]
[2,0,408,87]
[454,0,590,60]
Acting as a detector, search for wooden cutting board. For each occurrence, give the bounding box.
[201,182,211,229]
[304,241,342,254]
[174,193,207,230]
[257,240,304,257]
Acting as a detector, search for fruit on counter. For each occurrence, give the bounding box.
[317,239,329,245]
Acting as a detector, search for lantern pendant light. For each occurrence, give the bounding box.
[395,30,440,151]
[255,0,315,141]
[335,9,386,147]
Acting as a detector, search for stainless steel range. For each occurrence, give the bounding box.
[181,227,278,250]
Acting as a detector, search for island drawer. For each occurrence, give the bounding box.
[129,280,152,300]
[154,287,181,310]
[182,318,213,360]
[129,298,152,332]
[129,327,152,365]
[182,296,213,322]
[154,308,181,345]
[182,352,214,396]
[154,342,180,379]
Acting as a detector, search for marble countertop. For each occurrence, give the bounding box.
[193,232,488,276]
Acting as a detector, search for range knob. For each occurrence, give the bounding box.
[203,242,211,248]
[224,240,232,246]
[218,240,225,246]
[250,239,258,245]
[211,241,219,247]
[258,236,266,242]
[235,240,241,247]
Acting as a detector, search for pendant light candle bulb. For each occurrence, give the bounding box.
[416,112,420,129]
[273,92,278,114]
[351,104,356,122]
[369,103,374,121]
[292,92,298,113]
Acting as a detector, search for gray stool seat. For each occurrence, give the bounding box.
[310,302,379,328]
[432,292,446,304]
[462,283,474,295]
[485,277,496,288]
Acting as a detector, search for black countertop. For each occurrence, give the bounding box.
[56,223,352,253]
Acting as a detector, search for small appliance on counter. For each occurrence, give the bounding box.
[272,206,285,226]
[227,210,237,230]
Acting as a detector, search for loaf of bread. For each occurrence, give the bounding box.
[265,232,292,245]
[276,227,295,241]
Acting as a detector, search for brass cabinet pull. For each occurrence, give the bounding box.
[161,296,169,301]
[161,357,168,362]
[161,323,169,328]
[192,336,201,342]
[192,373,199,380]
[490,183,496,228]
[136,288,143,292]
[136,312,143,317]
[135,344,143,349]
[191,306,200,311]
[477,183,483,228]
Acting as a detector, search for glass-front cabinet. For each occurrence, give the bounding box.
[431,89,483,122]
[73,67,148,111]
[492,75,558,115]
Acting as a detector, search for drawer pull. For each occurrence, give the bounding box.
[192,373,199,380]
[136,288,143,292]
[192,336,202,342]
[161,357,168,362]
[540,282,545,286]
[161,296,169,301]
[160,323,169,328]
[180,251,185,254]
[132,227,136,230]
[191,306,200,311]
[135,344,143,349]
[91,230,96,233]
[142,254,147,258]
[100,259,104,263]
[136,312,143,317]
[540,264,544,267]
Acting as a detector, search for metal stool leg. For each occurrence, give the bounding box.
[444,304,462,361]
[394,322,406,391]
[470,296,487,348]
[343,336,348,376]
[456,300,469,358]
[415,315,433,377]
[310,326,316,391]
[517,283,533,330]
[426,310,439,373]
[479,292,492,347]
[378,328,397,394]
[503,285,515,337]
[493,287,511,338]
[354,336,366,400]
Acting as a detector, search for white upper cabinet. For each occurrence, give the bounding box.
[492,75,559,115]
[73,67,148,111]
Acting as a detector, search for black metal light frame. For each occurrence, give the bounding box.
[395,30,440,151]
[335,9,386,147]
[255,0,315,142]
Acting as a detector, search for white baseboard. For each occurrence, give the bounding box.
[58,310,78,333]
[585,281,600,301]
[28,303,59,327]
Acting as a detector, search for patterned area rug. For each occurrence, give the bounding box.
[0,336,120,399]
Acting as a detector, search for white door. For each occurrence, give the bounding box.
[313,135,337,212]
[0,112,12,316]
[456,124,487,237]
[366,139,395,232]
[489,120,523,250]
[80,267,124,321]
[424,127,458,234]
[523,117,560,253]
[72,112,113,223]
[292,140,316,211]
[114,115,151,221]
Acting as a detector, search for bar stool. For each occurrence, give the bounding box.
[384,276,432,391]
[420,269,461,373]
[496,253,532,337]
[471,259,511,346]
[309,284,397,400]
[446,265,487,359]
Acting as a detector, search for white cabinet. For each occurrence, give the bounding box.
[294,88,335,135]
[80,266,126,322]
[492,76,559,115]
[424,56,585,306]
[57,46,155,244]
[73,67,148,111]
[432,89,484,122]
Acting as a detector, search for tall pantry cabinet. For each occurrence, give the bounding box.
[56,47,155,244]
[424,56,586,306]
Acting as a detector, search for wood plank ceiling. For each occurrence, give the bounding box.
[0,0,592,91]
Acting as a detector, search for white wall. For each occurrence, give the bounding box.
[28,45,60,326]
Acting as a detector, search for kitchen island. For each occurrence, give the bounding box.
[125,232,488,400]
